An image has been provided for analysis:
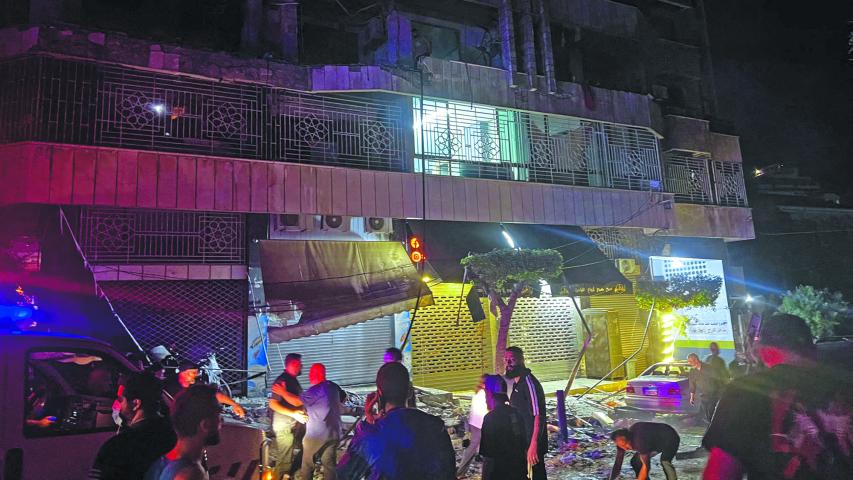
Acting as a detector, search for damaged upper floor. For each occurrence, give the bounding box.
[2,0,718,120]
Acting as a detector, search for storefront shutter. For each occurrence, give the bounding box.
[266,315,394,387]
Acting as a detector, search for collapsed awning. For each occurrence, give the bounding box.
[405,221,632,296]
[259,240,432,342]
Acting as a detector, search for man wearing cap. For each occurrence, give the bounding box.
[702,313,853,479]
[337,362,455,479]
[163,360,245,418]
[479,374,527,480]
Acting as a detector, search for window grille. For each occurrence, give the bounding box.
[100,280,248,395]
[78,207,245,264]
[664,150,713,204]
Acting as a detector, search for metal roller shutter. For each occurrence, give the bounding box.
[508,297,580,382]
[267,315,394,387]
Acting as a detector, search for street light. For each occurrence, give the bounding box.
[500,224,517,249]
[746,294,754,303]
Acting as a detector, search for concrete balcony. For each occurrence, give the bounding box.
[0,141,675,232]
[663,203,755,241]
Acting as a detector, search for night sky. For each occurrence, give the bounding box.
[707,0,853,194]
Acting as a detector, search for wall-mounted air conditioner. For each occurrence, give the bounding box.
[617,258,641,276]
[363,217,392,234]
[321,215,350,232]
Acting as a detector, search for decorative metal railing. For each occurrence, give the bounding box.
[663,150,748,207]
[712,160,748,207]
[664,150,714,204]
[79,207,246,264]
[413,97,664,192]
[0,55,747,204]
[0,55,406,171]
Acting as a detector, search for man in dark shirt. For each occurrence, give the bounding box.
[163,360,245,418]
[609,422,680,480]
[505,346,548,480]
[702,314,853,480]
[89,372,177,480]
[688,353,721,423]
[270,353,308,479]
[479,374,527,480]
[383,347,417,408]
[704,342,730,384]
[337,362,455,479]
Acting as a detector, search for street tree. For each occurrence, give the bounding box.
[779,285,848,339]
[461,248,563,369]
[635,274,723,359]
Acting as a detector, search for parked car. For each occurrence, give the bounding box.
[0,330,266,480]
[618,362,700,419]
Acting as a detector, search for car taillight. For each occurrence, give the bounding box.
[626,386,635,394]
[666,386,680,396]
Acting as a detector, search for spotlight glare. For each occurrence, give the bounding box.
[501,230,516,249]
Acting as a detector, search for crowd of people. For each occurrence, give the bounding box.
[86,312,852,480]
[604,313,852,480]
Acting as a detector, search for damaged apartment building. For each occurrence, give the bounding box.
[0,0,753,393]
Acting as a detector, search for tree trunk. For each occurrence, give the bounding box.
[495,305,513,373]
[493,288,521,372]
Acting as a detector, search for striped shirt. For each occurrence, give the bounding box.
[509,369,547,454]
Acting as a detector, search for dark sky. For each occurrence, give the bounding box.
[707,0,853,192]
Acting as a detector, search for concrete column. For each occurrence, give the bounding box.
[266,1,300,63]
[516,0,537,90]
[498,0,518,87]
[387,10,413,67]
[535,0,556,93]
[568,27,584,84]
[241,0,263,53]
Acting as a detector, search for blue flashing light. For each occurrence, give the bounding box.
[0,304,34,320]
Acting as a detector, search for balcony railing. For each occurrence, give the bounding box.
[664,150,747,207]
[414,97,664,192]
[712,160,748,207]
[0,55,748,207]
[0,55,406,172]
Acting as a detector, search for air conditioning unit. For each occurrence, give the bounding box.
[271,214,309,232]
[616,258,641,276]
[364,217,392,234]
[321,215,350,232]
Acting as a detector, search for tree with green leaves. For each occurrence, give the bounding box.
[461,248,563,369]
[779,285,848,339]
[635,274,723,358]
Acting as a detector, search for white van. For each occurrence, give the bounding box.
[0,330,266,480]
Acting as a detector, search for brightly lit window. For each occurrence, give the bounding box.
[413,98,528,180]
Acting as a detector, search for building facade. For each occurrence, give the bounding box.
[0,0,753,392]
